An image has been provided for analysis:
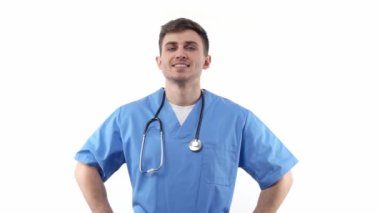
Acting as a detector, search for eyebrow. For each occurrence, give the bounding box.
[164,41,199,46]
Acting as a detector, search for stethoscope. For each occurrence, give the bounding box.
[139,89,205,174]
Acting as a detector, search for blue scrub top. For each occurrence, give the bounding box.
[75,88,298,213]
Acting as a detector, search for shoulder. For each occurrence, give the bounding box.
[204,89,251,115]
[106,89,163,122]
[118,88,162,112]
[204,89,255,127]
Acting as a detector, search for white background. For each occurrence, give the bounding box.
[1,0,379,212]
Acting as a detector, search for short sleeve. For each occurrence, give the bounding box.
[239,111,298,189]
[75,108,125,181]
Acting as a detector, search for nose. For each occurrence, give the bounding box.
[175,48,188,60]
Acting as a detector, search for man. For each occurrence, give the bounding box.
[75,17,298,213]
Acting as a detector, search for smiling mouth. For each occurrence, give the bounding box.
[172,63,190,68]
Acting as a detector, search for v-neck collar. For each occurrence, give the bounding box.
[163,94,202,141]
[149,88,203,142]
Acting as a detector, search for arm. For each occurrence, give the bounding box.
[75,162,113,213]
[253,171,293,213]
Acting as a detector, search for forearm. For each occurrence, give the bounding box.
[253,171,293,213]
[75,162,113,213]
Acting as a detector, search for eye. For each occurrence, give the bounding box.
[166,45,177,51]
[185,45,197,51]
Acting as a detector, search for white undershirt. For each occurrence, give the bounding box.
[169,102,195,125]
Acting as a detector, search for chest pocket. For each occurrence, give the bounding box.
[201,143,237,186]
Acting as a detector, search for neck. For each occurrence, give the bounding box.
[164,82,201,106]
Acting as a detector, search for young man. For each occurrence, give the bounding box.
[75,17,298,213]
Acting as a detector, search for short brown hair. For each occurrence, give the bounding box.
[159,18,209,55]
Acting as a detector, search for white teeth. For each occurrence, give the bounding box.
[174,64,188,67]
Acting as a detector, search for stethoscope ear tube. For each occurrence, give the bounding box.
[139,122,164,174]
[139,90,166,174]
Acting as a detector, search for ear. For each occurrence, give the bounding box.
[202,55,212,69]
[155,56,162,68]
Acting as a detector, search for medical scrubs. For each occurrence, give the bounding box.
[75,88,298,213]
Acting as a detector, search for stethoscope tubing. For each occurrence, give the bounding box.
[139,89,204,174]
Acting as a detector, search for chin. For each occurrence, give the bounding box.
[166,76,190,84]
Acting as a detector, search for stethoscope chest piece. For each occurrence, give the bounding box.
[188,139,202,152]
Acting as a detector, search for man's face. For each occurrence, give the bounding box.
[156,30,211,85]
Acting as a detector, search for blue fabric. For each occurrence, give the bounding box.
[75,88,298,212]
